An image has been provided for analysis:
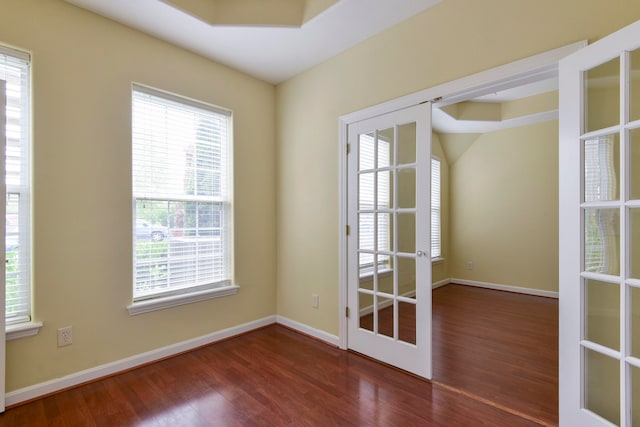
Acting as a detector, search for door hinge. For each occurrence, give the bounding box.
[346,307,350,318]
[346,143,351,155]
[346,225,350,235]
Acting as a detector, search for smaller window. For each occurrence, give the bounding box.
[431,157,441,259]
[131,85,233,304]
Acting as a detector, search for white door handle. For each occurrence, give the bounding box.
[416,250,427,257]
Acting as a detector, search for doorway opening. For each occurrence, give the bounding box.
[339,40,586,425]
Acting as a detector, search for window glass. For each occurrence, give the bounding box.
[132,86,232,300]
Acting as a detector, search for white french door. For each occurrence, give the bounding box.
[0,79,6,413]
[347,103,431,378]
[559,19,640,426]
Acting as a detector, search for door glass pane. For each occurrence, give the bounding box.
[397,168,416,208]
[583,134,620,202]
[632,286,640,358]
[631,128,640,200]
[632,209,640,280]
[398,301,416,345]
[584,279,620,350]
[377,295,394,339]
[397,122,416,165]
[397,213,415,254]
[584,348,620,425]
[632,364,640,426]
[631,49,640,122]
[377,170,392,209]
[359,213,374,251]
[359,172,374,210]
[377,128,394,168]
[359,132,375,170]
[584,208,620,276]
[359,291,374,333]
[378,213,393,252]
[397,256,416,297]
[584,57,620,133]
[358,252,374,290]
[377,260,393,295]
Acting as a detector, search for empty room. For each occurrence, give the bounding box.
[1,0,640,425]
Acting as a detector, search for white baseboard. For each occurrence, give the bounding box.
[432,278,450,289]
[276,315,339,347]
[5,315,277,407]
[449,278,559,299]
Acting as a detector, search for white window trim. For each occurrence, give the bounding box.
[6,321,42,341]
[127,285,239,316]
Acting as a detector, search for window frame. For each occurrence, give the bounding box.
[128,84,237,315]
[0,45,38,338]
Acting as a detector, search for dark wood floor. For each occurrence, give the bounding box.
[0,284,557,426]
[433,284,558,426]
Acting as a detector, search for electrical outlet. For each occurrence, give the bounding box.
[467,261,473,270]
[57,326,73,347]
[312,294,319,309]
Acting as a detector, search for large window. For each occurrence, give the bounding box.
[1,46,31,326]
[431,157,441,259]
[131,85,232,305]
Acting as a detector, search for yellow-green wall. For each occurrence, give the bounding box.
[1,0,276,392]
[276,0,640,335]
[448,120,559,292]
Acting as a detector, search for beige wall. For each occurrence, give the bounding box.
[276,0,640,334]
[448,120,559,292]
[1,0,276,392]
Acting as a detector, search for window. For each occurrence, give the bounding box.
[1,46,31,327]
[131,85,233,309]
[431,157,441,260]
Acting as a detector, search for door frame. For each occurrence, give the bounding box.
[338,40,586,350]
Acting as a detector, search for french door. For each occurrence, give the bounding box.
[0,79,6,413]
[559,19,640,426]
[347,103,431,378]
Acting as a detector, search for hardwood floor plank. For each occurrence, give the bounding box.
[433,284,558,426]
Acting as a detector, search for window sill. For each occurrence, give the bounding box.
[127,285,240,316]
[6,321,43,341]
[432,257,445,264]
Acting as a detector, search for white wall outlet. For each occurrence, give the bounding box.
[312,294,319,309]
[57,326,73,347]
[467,261,474,270]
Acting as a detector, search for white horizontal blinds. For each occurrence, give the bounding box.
[583,136,617,273]
[132,85,231,300]
[431,158,441,259]
[0,47,31,324]
[358,133,390,272]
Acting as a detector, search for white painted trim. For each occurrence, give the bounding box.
[127,285,240,315]
[276,316,340,347]
[6,321,43,341]
[432,278,450,289]
[450,278,559,299]
[339,41,586,125]
[338,119,348,350]
[5,315,276,407]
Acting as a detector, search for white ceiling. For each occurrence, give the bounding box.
[64,0,441,84]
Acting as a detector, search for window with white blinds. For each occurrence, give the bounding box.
[1,46,31,325]
[358,134,391,274]
[431,157,441,259]
[132,85,232,301]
